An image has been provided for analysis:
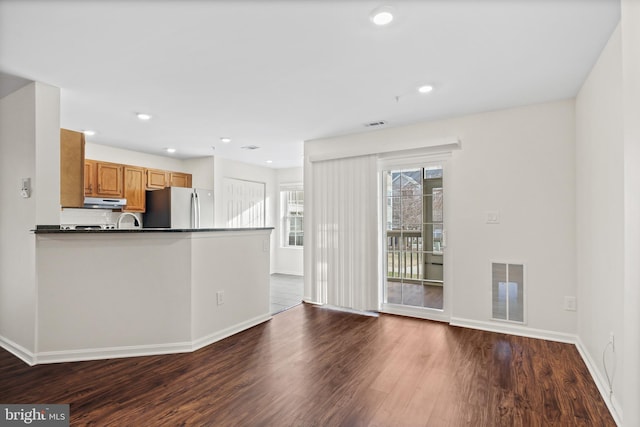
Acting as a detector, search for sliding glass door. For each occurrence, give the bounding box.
[381,163,447,320]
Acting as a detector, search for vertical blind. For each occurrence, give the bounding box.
[308,154,379,312]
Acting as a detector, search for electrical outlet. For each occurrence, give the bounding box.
[563,296,577,311]
[216,291,224,306]
[609,332,615,352]
[486,210,500,224]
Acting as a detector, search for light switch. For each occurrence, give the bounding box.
[21,177,31,198]
[486,210,500,224]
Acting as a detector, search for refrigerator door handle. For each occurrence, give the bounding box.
[190,192,196,229]
[195,191,201,229]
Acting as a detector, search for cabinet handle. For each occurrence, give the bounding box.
[98,184,101,192]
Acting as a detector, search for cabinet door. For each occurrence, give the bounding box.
[96,162,123,197]
[147,169,167,189]
[60,129,85,207]
[84,160,96,196]
[170,172,192,188]
[123,166,145,212]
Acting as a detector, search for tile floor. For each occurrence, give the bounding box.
[270,273,304,314]
[386,281,443,309]
[271,277,444,313]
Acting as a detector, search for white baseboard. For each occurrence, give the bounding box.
[272,270,303,277]
[0,335,35,366]
[450,317,577,343]
[35,341,193,364]
[575,337,623,426]
[15,314,272,365]
[191,314,272,351]
[381,304,450,323]
[320,304,379,317]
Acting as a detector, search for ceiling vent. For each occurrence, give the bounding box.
[241,145,260,150]
[365,120,386,128]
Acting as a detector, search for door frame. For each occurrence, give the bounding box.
[378,153,452,323]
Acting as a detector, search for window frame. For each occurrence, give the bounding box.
[280,185,304,249]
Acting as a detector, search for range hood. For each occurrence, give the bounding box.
[83,197,127,209]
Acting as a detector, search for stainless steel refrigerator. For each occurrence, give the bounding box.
[143,187,214,229]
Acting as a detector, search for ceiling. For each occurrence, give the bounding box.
[0,0,620,169]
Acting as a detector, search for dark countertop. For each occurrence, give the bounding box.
[33,225,274,234]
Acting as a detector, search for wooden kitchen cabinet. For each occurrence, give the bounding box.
[60,129,85,208]
[169,172,192,188]
[123,166,145,212]
[96,162,123,197]
[146,169,192,189]
[85,160,124,197]
[84,160,96,196]
[146,168,168,190]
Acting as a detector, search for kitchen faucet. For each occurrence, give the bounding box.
[117,212,140,229]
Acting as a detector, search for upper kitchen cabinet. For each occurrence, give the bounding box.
[123,166,145,212]
[60,129,85,208]
[170,172,192,188]
[146,169,192,189]
[84,160,96,196]
[96,162,123,196]
[85,160,124,197]
[146,168,168,190]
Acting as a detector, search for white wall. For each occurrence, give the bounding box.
[191,231,271,343]
[213,157,277,271]
[86,143,215,189]
[85,142,186,172]
[35,230,271,363]
[575,24,624,420]
[621,0,640,424]
[36,234,192,352]
[184,156,214,189]
[0,82,60,360]
[274,167,304,276]
[305,99,577,337]
[34,82,60,225]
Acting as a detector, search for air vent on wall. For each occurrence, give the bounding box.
[491,262,525,323]
[241,145,260,150]
[365,120,386,128]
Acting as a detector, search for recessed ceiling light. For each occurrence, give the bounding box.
[370,6,394,26]
[266,160,273,164]
[136,113,152,120]
[83,130,96,136]
[166,148,176,154]
[220,137,231,143]
[418,85,434,94]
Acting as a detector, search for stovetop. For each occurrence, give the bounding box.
[60,224,116,230]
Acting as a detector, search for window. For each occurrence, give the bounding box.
[281,188,303,247]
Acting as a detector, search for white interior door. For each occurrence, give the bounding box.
[223,178,266,228]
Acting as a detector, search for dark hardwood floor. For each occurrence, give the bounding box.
[0,304,614,426]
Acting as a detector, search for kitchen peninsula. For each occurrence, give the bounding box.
[29,227,273,365]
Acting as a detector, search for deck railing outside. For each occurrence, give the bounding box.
[387,230,424,281]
